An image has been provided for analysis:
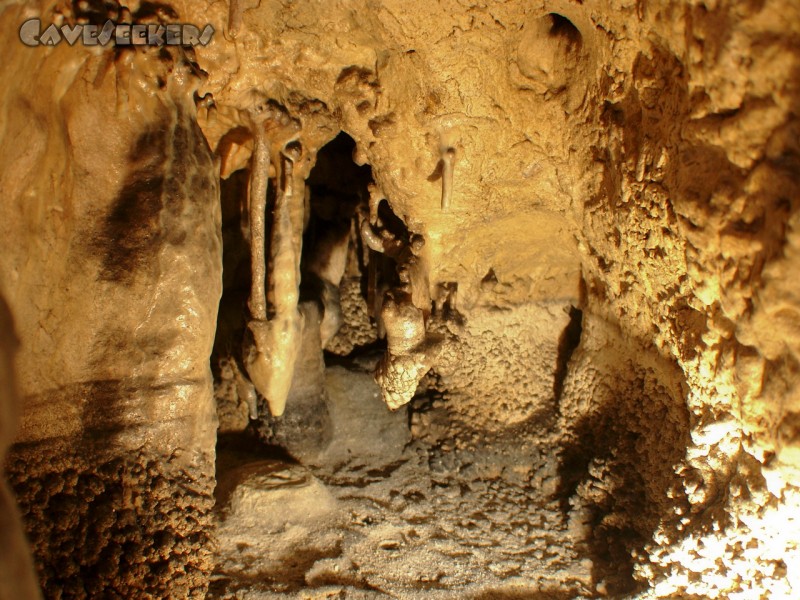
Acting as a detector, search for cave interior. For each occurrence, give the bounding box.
[1,1,799,599]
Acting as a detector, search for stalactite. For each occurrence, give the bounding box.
[228,0,242,39]
[441,147,455,211]
[247,116,270,322]
[242,109,306,417]
[359,209,438,409]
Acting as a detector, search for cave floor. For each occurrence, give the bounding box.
[208,368,593,600]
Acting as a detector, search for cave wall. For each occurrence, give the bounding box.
[0,2,222,597]
[191,0,800,595]
[0,0,798,598]
[567,1,800,595]
[0,296,41,600]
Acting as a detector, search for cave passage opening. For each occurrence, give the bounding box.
[212,130,404,452]
[300,131,375,354]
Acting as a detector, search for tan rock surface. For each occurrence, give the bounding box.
[0,0,798,597]
[0,296,42,600]
[0,2,222,597]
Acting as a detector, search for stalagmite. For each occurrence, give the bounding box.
[243,112,305,417]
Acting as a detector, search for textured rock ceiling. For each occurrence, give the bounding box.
[0,0,799,598]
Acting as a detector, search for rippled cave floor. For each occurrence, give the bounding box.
[208,367,593,600]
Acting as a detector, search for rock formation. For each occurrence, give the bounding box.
[0,0,798,598]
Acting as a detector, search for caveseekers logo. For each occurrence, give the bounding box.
[19,18,214,47]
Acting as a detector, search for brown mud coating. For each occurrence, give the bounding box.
[1,0,799,598]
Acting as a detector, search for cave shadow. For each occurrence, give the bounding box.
[555,326,693,598]
[472,588,576,600]
[214,430,299,509]
[210,167,252,387]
